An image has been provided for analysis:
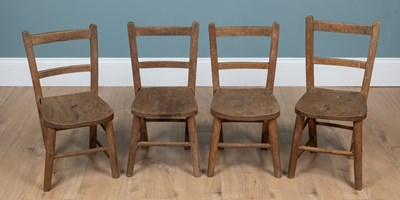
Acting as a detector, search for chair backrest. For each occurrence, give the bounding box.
[305,16,381,97]
[127,22,199,94]
[208,22,280,94]
[22,24,99,107]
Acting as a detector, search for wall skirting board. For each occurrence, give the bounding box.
[0,57,399,87]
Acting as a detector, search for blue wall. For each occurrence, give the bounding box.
[1,0,399,57]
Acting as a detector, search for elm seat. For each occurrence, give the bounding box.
[295,88,367,121]
[131,87,198,118]
[211,88,280,121]
[41,92,114,129]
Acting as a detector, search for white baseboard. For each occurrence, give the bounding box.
[0,57,399,86]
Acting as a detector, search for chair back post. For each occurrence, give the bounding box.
[188,22,200,93]
[22,31,43,107]
[127,22,142,94]
[361,21,381,97]
[266,22,280,93]
[305,15,315,91]
[89,24,99,95]
[22,31,46,140]
[208,23,220,94]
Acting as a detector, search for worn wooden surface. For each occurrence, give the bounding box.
[207,23,281,178]
[41,92,114,129]
[22,24,119,191]
[0,87,400,198]
[127,22,200,178]
[288,16,381,190]
[295,88,367,121]
[131,87,198,118]
[211,89,280,121]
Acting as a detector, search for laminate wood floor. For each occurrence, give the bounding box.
[0,87,399,200]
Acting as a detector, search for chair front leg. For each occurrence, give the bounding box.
[43,128,56,192]
[104,121,120,179]
[288,115,305,178]
[353,120,363,190]
[268,119,282,178]
[207,117,222,177]
[126,116,141,177]
[187,116,201,177]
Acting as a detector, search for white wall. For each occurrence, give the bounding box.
[1,57,399,86]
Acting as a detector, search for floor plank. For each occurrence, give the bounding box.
[0,86,399,199]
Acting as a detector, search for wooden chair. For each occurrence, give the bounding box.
[126,22,201,177]
[22,24,119,191]
[287,16,381,190]
[207,22,282,178]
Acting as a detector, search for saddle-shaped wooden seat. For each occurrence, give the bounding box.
[295,88,367,121]
[41,92,114,129]
[211,88,280,121]
[131,87,197,118]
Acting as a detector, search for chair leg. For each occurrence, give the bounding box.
[184,121,190,150]
[261,120,270,151]
[288,115,305,179]
[140,118,149,150]
[104,121,120,179]
[39,119,48,147]
[308,118,317,147]
[207,117,222,177]
[89,125,97,149]
[353,121,363,190]
[43,128,56,192]
[126,116,141,177]
[268,119,282,178]
[187,116,201,177]
[218,124,224,150]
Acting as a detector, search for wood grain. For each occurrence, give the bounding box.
[207,22,282,178]
[289,16,381,190]
[0,87,400,199]
[126,22,201,178]
[22,24,119,191]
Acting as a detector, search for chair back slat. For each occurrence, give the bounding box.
[139,61,189,69]
[135,26,192,36]
[209,22,280,93]
[128,22,199,93]
[31,29,90,45]
[313,57,366,69]
[219,62,269,70]
[313,20,372,35]
[216,26,272,37]
[306,16,381,97]
[38,64,91,78]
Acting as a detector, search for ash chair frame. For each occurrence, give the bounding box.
[126,22,201,177]
[22,24,119,191]
[207,22,282,178]
[287,16,381,190]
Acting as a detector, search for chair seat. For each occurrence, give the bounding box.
[295,88,367,121]
[41,92,114,129]
[211,88,280,121]
[131,87,198,118]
